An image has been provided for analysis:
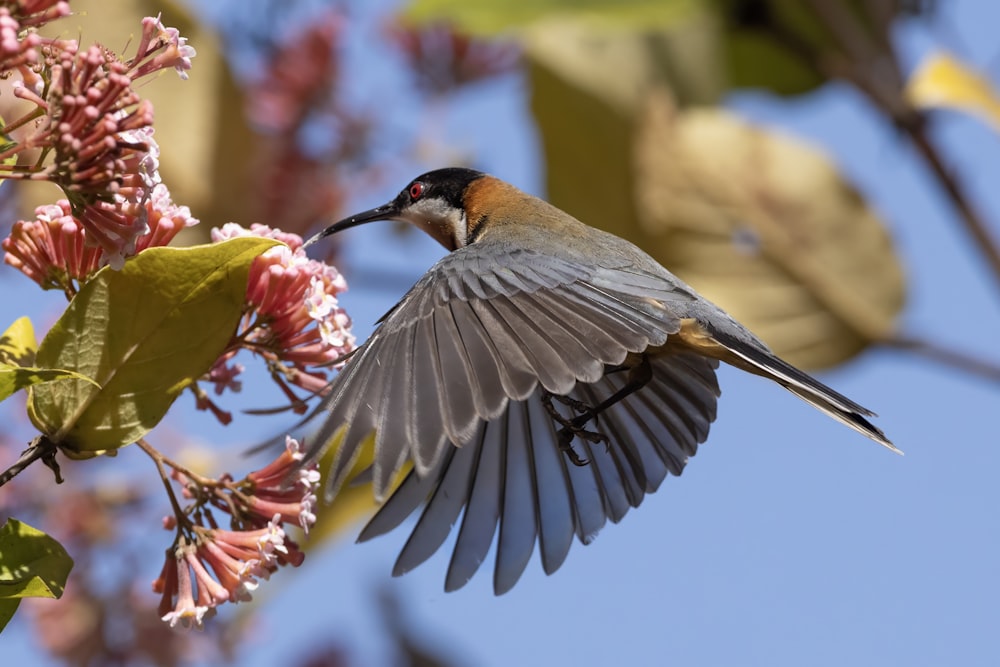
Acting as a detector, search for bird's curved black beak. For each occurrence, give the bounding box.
[302,202,400,249]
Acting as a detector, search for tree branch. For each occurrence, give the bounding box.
[882,334,1000,384]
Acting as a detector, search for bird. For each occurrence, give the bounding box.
[302,167,897,595]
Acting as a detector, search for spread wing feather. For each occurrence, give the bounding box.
[357,351,720,594]
[306,243,695,500]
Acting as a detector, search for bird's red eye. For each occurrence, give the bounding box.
[409,182,424,200]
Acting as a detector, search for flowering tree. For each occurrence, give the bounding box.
[0,1,355,636]
[14,2,989,665]
[0,0,519,660]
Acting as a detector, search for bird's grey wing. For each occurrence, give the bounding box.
[357,350,720,595]
[305,241,698,501]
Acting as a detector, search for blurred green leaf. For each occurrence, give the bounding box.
[716,0,931,97]
[0,518,73,631]
[716,0,829,95]
[405,0,706,35]
[27,238,278,455]
[526,10,725,265]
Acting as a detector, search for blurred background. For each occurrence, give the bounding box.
[2,0,999,665]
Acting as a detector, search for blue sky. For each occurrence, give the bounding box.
[5,1,1000,665]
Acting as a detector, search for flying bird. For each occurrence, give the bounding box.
[303,167,896,595]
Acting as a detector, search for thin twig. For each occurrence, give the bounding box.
[135,437,188,521]
[0,436,62,488]
[903,126,1000,287]
[882,334,1000,384]
[766,1,1000,294]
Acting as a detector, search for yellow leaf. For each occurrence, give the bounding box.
[632,92,905,369]
[0,316,37,367]
[906,51,1000,131]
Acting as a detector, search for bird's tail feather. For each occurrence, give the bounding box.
[709,329,899,453]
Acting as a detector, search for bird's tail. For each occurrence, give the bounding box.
[708,328,899,453]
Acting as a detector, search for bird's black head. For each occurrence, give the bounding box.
[396,167,486,212]
[303,167,488,251]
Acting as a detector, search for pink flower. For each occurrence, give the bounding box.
[2,201,102,293]
[154,437,318,626]
[154,521,302,628]
[0,8,40,69]
[209,223,354,400]
[6,1,71,28]
[244,437,320,534]
[155,544,213,629]
[128,14,196,81]
[0,3,69,71]
[205,353,244,395]
[2,182,198,294]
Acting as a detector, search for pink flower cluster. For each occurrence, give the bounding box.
[209,223,355,405]
[0,14,195,268]
[2,181,198,295]
[0,2,69,70]
[155,437,317,628]
[386,22,519,95]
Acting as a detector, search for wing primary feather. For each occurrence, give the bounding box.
[318,341,386,500]
[372,325,411,497]
[494,400,539,595]
[446,419,504,592]
[599,395,670,492]
[392,440,478,576]
[358,463,440,542]
[573,380,645,510]
[409,315,449,475]
[524,394,575,576]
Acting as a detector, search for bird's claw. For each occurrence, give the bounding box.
[542,392,610,466]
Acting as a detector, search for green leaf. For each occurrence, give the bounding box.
[404,0,706,35]
[717,0,829,95]
[716,0,933,97]
[522,5,733,247]
[0,316,38,367]
[0,519,73,605]
[0,317,100,403]
[27,238,278,453]
[0,365,99,404]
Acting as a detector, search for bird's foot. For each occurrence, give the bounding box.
[541,392,609,466]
